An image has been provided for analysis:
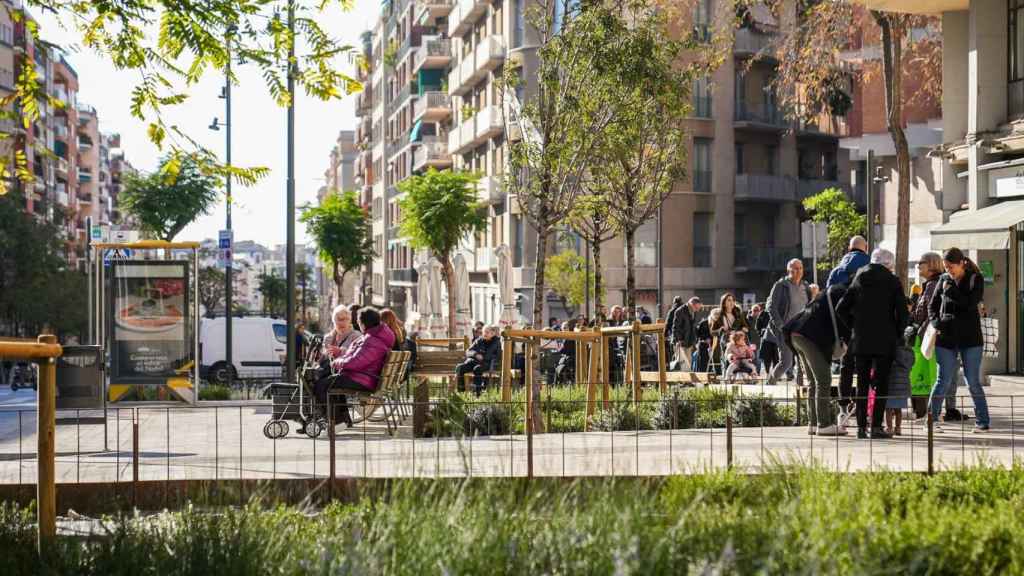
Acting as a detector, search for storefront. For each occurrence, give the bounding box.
[930,199,1024,375]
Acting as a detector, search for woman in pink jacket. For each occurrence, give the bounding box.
[311,307,395,428]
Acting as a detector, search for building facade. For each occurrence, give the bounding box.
[350,0,849,329]
[317,130,359,325]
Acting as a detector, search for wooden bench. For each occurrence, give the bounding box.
[328,350,411,436]
[640,371,717,387]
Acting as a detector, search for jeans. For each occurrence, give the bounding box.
[856,354,893,431]
[792,334,834,427]
[930,346,989,427]
[839,348,856,409]
[767,341,795,385]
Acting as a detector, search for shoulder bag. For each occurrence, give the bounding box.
[825,288,848,361]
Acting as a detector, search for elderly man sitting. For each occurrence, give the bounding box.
[456,325,502,395]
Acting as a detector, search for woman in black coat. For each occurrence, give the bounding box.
[926,248,990,432]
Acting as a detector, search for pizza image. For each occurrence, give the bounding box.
[116,288,185,333]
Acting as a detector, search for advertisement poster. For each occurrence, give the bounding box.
[110,261,190,384]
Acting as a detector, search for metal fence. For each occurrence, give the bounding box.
[1,390,1020,491]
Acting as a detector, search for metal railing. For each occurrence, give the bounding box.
[734,245,800,271]
[735,101,786,126]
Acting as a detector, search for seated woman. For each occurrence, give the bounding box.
[381,307,416,372]
[323,304,361,360]
[311,307,396,427]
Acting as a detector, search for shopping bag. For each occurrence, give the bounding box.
[921,324,938,360]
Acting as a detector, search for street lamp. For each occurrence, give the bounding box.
[285,0,297,384]
[209,46,233,387]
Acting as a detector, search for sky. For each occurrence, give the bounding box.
[36,0,380,247]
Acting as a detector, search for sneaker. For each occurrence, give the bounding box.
[944,408,968,422]
[808,425,817,436]
[817,424,848,436]
[857,428,868,439]
[870,429,893,440]
[973,425,991,434]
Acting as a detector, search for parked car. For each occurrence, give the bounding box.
[200,316,288,385]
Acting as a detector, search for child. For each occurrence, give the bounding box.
[725,331,757,380]
[885,329,915,435]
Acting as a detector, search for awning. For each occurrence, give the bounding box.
[930,200,1024,250]
[409,120,422,142]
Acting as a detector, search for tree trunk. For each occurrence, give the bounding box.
[593,239,604,321]
[530,218,549,434]
[625,227,636,322]
[332,261,348,303]
[875,11,910,289]
[442,255,457,338]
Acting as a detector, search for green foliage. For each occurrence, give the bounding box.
[0,191,87,338]
[11,470,1024,574]
[198,265,225,314]
[120,155,220,241]
[591,402,653,432]
[545,250,592,309]
[257,272,287,316]
[398,169,485,258]
[300,190,374,295]
[802,187,866,271]
[199,385,232,401]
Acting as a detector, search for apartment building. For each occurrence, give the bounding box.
[350,0,849,327]
[317,129,358,323]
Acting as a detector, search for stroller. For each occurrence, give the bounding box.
[262,334,330,439]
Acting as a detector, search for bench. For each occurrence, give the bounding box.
[327,350,411,436]
[639,371,717,387]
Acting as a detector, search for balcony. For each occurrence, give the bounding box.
[797,114,850,139]
[413,91,451,123]
[412,37,452,73]
[474,105,503,141]
[416,0,453,22]
[477,175,503,205]
[355,89,372,116]
[412,137,452,171]
[390,81,417,112]
[449,116,475,155]
[78,168,93,183]
[797,178,852,201]
[78,136,93,150]
[734,101,787,130]
[78,191,93,204]
[734,173,796,202]
[450,35,505,95]
[733,27,776,59]
[474,248,497,271]
[448,0,489,38]
[389,268,418,284]
[55,157,68,176]
[734,246,800,272]
[385,132,411,157]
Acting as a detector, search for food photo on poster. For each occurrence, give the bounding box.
[110,261,191,384]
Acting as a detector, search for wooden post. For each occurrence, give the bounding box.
[657,329,668,395]
[500,332,513,402]
[600,334,610,409]
[585,332,600,431]
[412,377,429,437]
[631,321,642,402]
[35,334,57,552]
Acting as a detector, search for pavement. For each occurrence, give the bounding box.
[2,379,1024,483]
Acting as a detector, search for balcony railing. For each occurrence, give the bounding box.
[413,37,452,72]
[734,173,796,202]
[412,137,451,170]
[477,175,503,205]
[448,0,489,38]
[474,105,503,141]
[413,90,451,122]
[415,0,453,22]
[389,268,418,283]
[386,132,411,157]
[734,246,799,271]
[734,27,775,57]
[735,101,786,127]
[797,178,851,201]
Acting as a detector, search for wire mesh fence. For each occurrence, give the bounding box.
[0,387,1020,488]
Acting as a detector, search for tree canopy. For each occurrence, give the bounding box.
[300,190,374,302]
[802,187,866,272]
[398,168,486,337]
[119,154,220,241]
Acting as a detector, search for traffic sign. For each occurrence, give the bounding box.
[103,248,133,266]
[219,229,233,250]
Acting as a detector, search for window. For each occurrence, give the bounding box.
[692,0,712,42]
[693,138,712,192]
[766,145,778,175]
[692,77,712,118]
[512,0,524,48]
[693,212,712,267]
[627,220,657,267]
[272,324,288,344]
[1012,0,1024,118]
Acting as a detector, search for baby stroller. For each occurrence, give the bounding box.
[263,334,328,439]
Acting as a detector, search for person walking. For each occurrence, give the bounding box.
[836,248,909,439]
[826,236,871,429]
[783,283,850,436]
[927,248,991,433]
[765,259,812,386]
[746,303,764,372]
[670,297,701,371]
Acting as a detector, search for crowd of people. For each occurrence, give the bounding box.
[662,235,992,439]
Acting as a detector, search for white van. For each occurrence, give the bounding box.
[200,316,288,384]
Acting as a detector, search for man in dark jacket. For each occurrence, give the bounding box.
[836,248,909,439]
[670,297,702,370]
[456,325,502,395]
[826,235,870,426]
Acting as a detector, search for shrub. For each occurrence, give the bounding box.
[590,402,652,432]
[425,395,468,437]
[465,404,515,436]
[199,385,232,401]
[652,392,697,429]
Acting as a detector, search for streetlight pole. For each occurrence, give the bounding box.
[224,30,234,388]
[285,0,297,383]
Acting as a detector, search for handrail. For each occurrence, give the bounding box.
[0,338,63,359]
